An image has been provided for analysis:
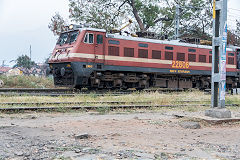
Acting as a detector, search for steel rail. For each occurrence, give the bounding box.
[0,88,75,93]
[0,101,150,106]
[0,92,131,97]
[0,104,239,112]
[0,88,210,94]
[0,100,213,106]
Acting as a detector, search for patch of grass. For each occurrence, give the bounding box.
[0,75,54,88]
[96,106,111,114]
[0,90,239,114]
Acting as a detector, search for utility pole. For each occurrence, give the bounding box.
[205,0,231,118]
[174,5,203,40]
[175,4,180,40]
[30,45,32,60]
[1,60,6,67]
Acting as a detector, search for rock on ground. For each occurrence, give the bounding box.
[179,121,201,129]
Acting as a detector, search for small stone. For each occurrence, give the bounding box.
[75,149,81,153]
[180,148,186,151]
[5,144,10,148]
[179,121,201,129]
[24,152,30,157]
[111,133,121,137]
[133,116,139,120]
[15,151,24,156]
[31,116,37,119]
[134,152,155,159]
[74,133,91,139]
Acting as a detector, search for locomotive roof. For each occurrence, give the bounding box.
[106,33,233,52]
[79,28,234,52]
[80,28,106,32]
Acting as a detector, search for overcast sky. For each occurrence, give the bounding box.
[0,0,69,66]
[0,0,240,66]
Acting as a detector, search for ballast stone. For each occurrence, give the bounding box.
[74,133,91,139]
[205,108,231,118]
[179,121,201,129]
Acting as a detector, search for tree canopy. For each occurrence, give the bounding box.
[14,55,36,69]
[48,0,240,45]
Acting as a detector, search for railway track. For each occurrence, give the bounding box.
[0,101,151,106]
[0,104,239,112]
[0,88,75,93]
[0,88,209,97]
[0,92,129,97]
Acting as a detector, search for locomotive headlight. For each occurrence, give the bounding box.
[69,24,74,30]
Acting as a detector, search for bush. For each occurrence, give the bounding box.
[0,75,54,88]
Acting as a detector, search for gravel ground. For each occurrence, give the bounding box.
[0,111,240,160]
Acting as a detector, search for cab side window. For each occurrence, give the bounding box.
[97,35,103,44]
[84,33,94,44]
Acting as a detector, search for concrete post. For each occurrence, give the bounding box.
[175,4,180,40]
[205,0,231,118]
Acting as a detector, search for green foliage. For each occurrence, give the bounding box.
[68,0,122,31]
[161,0,212,39]
[49,0,213,39]
[48,13,68,36]
[14,55,35,69]
[134,0,161,29]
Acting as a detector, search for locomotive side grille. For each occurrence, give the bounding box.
[188,54,196,62]
[124,47,134,57]
[152,50,161,59]
[108,46,119,56]
[165,52,173,60]
[209,56,212,63]
[177,53,185,61]
[199,55,206,63]
[228,57,234,65]
[138,49,148,58]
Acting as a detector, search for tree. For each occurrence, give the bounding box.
[160,0,212,39]
[227,20,240,46]
[236,20,240,37]
[48,13,68,36]
[49,0,170,34]
[68,0,168,32]
[49,0,212,40]
[14,55,36,69]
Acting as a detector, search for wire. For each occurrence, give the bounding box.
[229,8,240,12]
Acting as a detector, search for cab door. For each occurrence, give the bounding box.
[237,49,240,69]
[94,33,105,64]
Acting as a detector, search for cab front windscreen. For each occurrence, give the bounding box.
[57,31,79,45]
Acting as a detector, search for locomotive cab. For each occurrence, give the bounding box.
[48,26,107,88]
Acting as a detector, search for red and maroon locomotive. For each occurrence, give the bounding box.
[48,25,240,89]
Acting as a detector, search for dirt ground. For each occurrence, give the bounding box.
[0,110,240,160]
